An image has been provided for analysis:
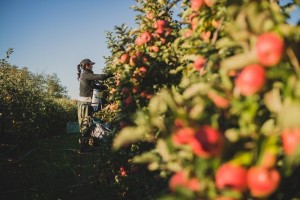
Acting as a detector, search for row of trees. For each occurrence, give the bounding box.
[96,0,300,199]
[0,49,77,147]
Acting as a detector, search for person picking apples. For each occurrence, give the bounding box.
[76,58,113,152]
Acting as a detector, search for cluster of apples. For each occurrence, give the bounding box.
[235,32,284,96]
[135,17,172,53]
[172,125,223,158]
[166,1,298,199]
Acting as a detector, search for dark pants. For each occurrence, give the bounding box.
[77,101,93,151]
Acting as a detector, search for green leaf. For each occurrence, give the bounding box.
[264,87,282,113]
[132,151,159,164]
[182,82,210,100]
[279,100,300,128]
[156,139,171,162]
[231,151,253,166]
[113,126,147,150]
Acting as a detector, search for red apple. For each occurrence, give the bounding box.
[135,36,144,46]
[191,0,204,11]
[281,128,300,156]
[132,85,140,94]
[201,31,211,42]
[204,0,214,7]
[120,167,127,176]
[154,19,167,29]
[256,32,284,66]
[119,53,129,64]
[215,163,248,192]
[141,32,152,43]
[124,96,133,105]
[149,46,159,52]
[139,66,147,75]
[235,64,266,96]
[191,125,223,158]
[165,27,172,36]
[184,29,193,38]
[207,91,229,109]
[187,177,200,191]
[194,56,206,70]
[172,127,195,145]
[247,166,280,198]
[121,87,129,95]
[155,28,164,35]
[169,171,200,192]
[174,119,186,128]
[169,171,187,191]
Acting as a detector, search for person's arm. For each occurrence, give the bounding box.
[85,73,112,81]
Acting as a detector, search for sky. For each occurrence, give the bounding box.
[0,0,138,99]
[1,0,299,100]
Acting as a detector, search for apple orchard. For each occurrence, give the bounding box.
[95,0,300,199]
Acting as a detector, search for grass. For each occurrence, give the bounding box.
[0,133,121,200]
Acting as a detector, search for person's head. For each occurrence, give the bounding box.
[77,59,95,80]
[80,59,95,69]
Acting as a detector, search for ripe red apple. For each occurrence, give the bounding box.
[155,28,164,35]
[169,171,200,192]
[281,128,300,156]
[135,36,144,46]
[120,167,127,176]
[184,29,193,38]
[160,37,166,44]
[215,163,248,192]
[194,56,206,70]
[172,127,195,145]
[191,125,223,158]
[169,171,187,191]
[132,85,140,94]
[201,31,211,42]
[119,53,129,64]
[149,46,159,53]
[256,32,284,66]
[154,19,167,29]
[174,119,186,128]
[188,13,199,31]
[165,27,172,36]
[204,0,214,7]
[207,91,229,109]
[191,0,204,11]
[135,51,143,57]
[141,32,152,43]
[212,19,221,28]
[186,177,200,192]
[235,64,266,96]
[247,166,280,198]
[123,96,133,105]
[139,66,147,75]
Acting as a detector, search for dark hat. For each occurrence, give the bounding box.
[80,59,95,66]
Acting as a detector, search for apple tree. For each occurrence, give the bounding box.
[111,0,300,199]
